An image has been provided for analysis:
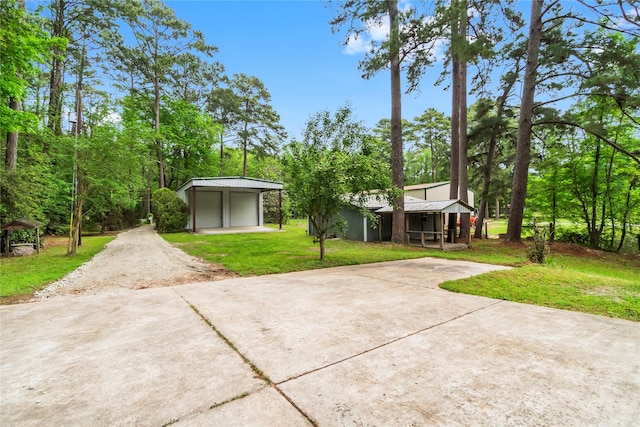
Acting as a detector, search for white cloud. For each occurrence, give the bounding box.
[344,34,371,55]
[367,19,390,41]
[103,111,122,125]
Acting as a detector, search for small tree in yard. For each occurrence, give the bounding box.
[527,218,549,264]
[151,188,188,233]
[284,106,398,260]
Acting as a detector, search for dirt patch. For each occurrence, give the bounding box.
[549,241,639,263]
[34,225,237,300]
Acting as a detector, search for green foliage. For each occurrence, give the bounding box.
[0,0,66,133]
[0,138,61,224]
[151,188,188,233]
[283,106,397,259]
[160,96,222,187]
[441,254,640,321]
[0,235,113,299]
[162,225,639,320]
[262,191,290,224]
[526,218,549,264]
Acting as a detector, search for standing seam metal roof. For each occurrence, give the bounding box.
[177,177,283,192]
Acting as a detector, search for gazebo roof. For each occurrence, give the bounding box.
[1,217,45,231]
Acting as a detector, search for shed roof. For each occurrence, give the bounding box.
[404,181,450,191]
[177,177,283,192]
[375,199,473,214]
[1,217,45,231]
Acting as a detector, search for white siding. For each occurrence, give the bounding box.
[230,192,258,226]
[425,186,451,201]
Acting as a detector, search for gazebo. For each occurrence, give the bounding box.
[1,217,45,255]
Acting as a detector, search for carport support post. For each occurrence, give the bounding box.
[191,186,197,233]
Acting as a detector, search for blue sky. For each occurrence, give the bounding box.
[166,0,453,139]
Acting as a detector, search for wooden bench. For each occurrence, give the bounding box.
[406,230,443,248]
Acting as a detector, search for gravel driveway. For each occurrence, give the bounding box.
[35,225,235,298]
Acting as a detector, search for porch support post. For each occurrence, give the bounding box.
[440,213,445,250]
[278,189,282,230]
[404,214,409,244]
[191,186,196,233]
[466,211,471,246]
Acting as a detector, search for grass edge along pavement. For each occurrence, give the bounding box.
[0,235,114,301]
[162,222,640,322]
[0,223,636,321]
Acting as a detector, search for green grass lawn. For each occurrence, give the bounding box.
[2,221,637,322]
[0,235,114,301]
[162,221,436,275]
[163,220,640,321]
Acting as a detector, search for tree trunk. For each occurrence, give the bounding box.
[474,76,515,239]
[590,142,601,247]
[319,232,326,261]
[47,0,65,138]
[457,6,470,242]
[617,178,637,252]
[5,98,19,170]
[220,131,224,176]
[505,0,543,243]
[67,197,83,255]
[154,73,165,188]
[389,0,405,244]
[448,0,461,243]
[243,118,249,177]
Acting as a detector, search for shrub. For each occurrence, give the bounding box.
[527,218,549,264]
[556,226,590,244]
[151,188,188,233]
[263,191,291,224]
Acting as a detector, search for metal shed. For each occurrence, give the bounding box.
[176,177,283,232]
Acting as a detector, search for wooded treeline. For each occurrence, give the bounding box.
[330,0,639,251]
[2,0,639,254]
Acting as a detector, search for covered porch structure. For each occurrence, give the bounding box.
[376,199,474,250]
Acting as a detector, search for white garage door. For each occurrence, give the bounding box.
[230,192,258,226]
[195,191,222,228]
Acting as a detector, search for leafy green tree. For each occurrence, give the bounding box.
[409,109,451,183]
[151,188,188,233]
[284,106,397,260]
[229,73,286,177]
[506,0,544,243]
[330,0,405,244]
[59,122,147,254]
[1,0,64,169]
[160,97,222,188]
[207,83,241,176]
[108,0,216,188]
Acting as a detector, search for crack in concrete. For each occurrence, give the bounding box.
[175,290,318,426]
[277,299,505,386]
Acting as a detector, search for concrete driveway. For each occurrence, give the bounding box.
[1,258,638,426]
